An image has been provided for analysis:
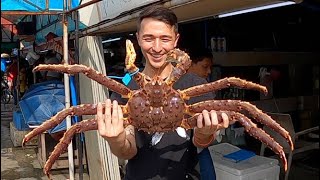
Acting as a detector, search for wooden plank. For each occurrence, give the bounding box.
[79,36,121,180]
[36,133,87,169]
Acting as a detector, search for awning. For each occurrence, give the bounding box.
[1,0,80,13]
[81,0,303,36]
[1,0,85,43]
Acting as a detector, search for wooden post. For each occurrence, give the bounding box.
[78,36,121,180]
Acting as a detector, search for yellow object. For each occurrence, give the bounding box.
[19,69,27,93]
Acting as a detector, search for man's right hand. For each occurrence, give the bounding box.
[97,99,125,140]
[97,99,137,159]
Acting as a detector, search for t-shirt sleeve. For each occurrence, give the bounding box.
[110,80,138,105]
[175,73,215,105]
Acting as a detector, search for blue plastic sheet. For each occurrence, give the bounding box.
[19,80,67,134]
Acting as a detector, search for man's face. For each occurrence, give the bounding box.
[191,57,212,79]
[136,18,179,69]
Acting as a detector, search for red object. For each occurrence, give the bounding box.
[1,17,17,35]
[7,62,18,82]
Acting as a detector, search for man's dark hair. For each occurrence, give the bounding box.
[189,49,213,64]
[137,5,178,33]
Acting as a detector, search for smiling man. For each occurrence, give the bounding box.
[97,5,230,180]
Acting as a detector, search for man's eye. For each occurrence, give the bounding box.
[144,38,153,42]
[162,39,171,42]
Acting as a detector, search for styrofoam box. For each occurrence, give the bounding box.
[209,143,280,180]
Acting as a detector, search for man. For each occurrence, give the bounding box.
[43,50,62,81]
[188,50,213,79]
[97,6,230,179]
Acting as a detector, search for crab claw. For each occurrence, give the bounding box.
[125,40,138,73]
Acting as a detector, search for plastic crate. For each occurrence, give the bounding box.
[13,110,30,131]
[209,143,280,180]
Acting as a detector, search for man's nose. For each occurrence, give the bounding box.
[207,69,212,75]
[152,39,162,52]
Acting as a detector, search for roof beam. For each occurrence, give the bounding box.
[1,11,61,15]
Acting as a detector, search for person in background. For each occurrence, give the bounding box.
[41,32,63,81]
[188,50,213,80]
[19,64,27,97]
[97,6,230,180]
[1,53,10,80]
[6,57,18,105]
[42,50,62,81]
[188,49,216,180]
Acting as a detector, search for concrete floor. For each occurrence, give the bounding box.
[1,102,89,180]
[1,101,319,180]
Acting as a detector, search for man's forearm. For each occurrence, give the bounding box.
[106,126,137,159]
[193,129,217,148]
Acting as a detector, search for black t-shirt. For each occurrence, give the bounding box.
[111,73,215,180]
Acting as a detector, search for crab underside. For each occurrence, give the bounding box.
[23,40,293,178]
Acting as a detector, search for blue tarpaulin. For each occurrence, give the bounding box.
[19,80,69,134]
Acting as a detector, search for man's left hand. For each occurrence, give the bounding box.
[195,110,229,135]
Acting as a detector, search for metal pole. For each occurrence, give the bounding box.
[63,0,74,179]
[16,46,20,103]
[73,9,84,180]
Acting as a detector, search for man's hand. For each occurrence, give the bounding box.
[97,99,137,159]
[196,110,229,135]
[193,110,229,148]
[97,99,124,140]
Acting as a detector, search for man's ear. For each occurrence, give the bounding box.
[174,33,180,48]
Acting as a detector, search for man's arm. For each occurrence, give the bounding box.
[193,129,220,148]
[106,125,137,159]
[97,100,137,160]
[192,110,229,148]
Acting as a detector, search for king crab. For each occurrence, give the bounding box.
[23,40,293,178]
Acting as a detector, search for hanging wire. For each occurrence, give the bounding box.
[107,68,139,79]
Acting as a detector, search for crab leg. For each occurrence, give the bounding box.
[22,104,128,146]
[43,118,131,178]
[180,77,268,100]
[165,49,192,86]
[187,100,293,151]
[33,64,132,98]
[181,111,287,171]
[43,119,98,178]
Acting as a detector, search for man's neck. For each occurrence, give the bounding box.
[142,63,173,79]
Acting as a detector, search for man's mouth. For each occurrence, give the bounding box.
[150,54,164,62]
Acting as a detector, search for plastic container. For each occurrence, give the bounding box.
[209,143,280,180]
[13,110,30,131]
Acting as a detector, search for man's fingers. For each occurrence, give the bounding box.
[111,100,119,125]
[97,102,105,134]
[209,110,218,126]
[105,99,112,127]
[117,105,123,127]
[197,114,203,128]
[221,112,229,129]
[202,110,211,127]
